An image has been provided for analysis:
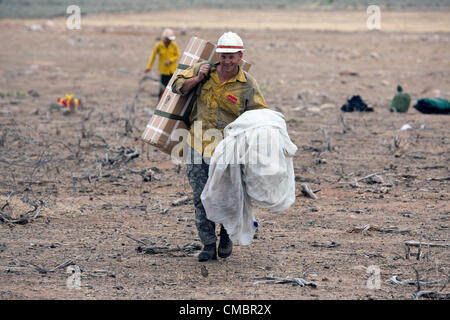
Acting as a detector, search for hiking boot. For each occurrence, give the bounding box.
[198,243,217,262]
[218,226,232,259]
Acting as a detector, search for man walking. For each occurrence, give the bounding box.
[145,28,180,98]
[172,32,268,261]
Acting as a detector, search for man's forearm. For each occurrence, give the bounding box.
[180,75,203,94]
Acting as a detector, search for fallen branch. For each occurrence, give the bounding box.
[300,183,318,199]
[320,127,332,151]
[406,153,426,160]
[74,172,130,183]
[0,129,8,147]
[417,166,446,170]
[171,196,192,207]
[311,240,340,248]
[101,203,146,211]
[345,225,387,233]
[127,168,158,182]
[253,275,316,288]
[301,145,322,153]
[411,291,450,300]
[393,135,400,150]
[346,224,411,234]
[356,171,386,182]
[25,260,75,274]
[136,242,201,256]
[339,114,352,133]
[405,241,450,248]
[0,202,40,225]
[389,276,442,287]
[405,240,449,260]
[124,234,148,246]
[124,150,140,162]
[427,176,450,182]
[378,226,411,234]
[336,251,384,259]
[99,147,140,167]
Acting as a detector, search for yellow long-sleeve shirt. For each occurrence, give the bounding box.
[146,41,180,75]
[172,62,268,157]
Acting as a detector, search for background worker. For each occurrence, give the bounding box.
[145,28,180,98]
[172,32,268,262]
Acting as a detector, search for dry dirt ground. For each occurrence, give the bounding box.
[0,9,449,300]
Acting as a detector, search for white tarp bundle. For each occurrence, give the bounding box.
[200,109,298,245]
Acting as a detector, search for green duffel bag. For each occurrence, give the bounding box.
[413,98,450,115]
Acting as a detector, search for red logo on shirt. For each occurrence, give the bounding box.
[227,94,238,103]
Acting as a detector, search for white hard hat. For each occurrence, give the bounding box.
[162,28,176,41]
[216,32,245,53]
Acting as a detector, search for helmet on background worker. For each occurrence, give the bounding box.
[162,28,176,41]
[215,32,245,53]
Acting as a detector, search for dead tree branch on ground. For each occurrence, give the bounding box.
[253,275,317,288]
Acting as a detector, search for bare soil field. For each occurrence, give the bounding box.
[0,9,449,300]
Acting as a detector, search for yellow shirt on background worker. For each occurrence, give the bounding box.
[146,40,180,76]
[172,62,268,156]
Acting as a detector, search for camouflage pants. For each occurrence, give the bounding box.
[186,147,217,245]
